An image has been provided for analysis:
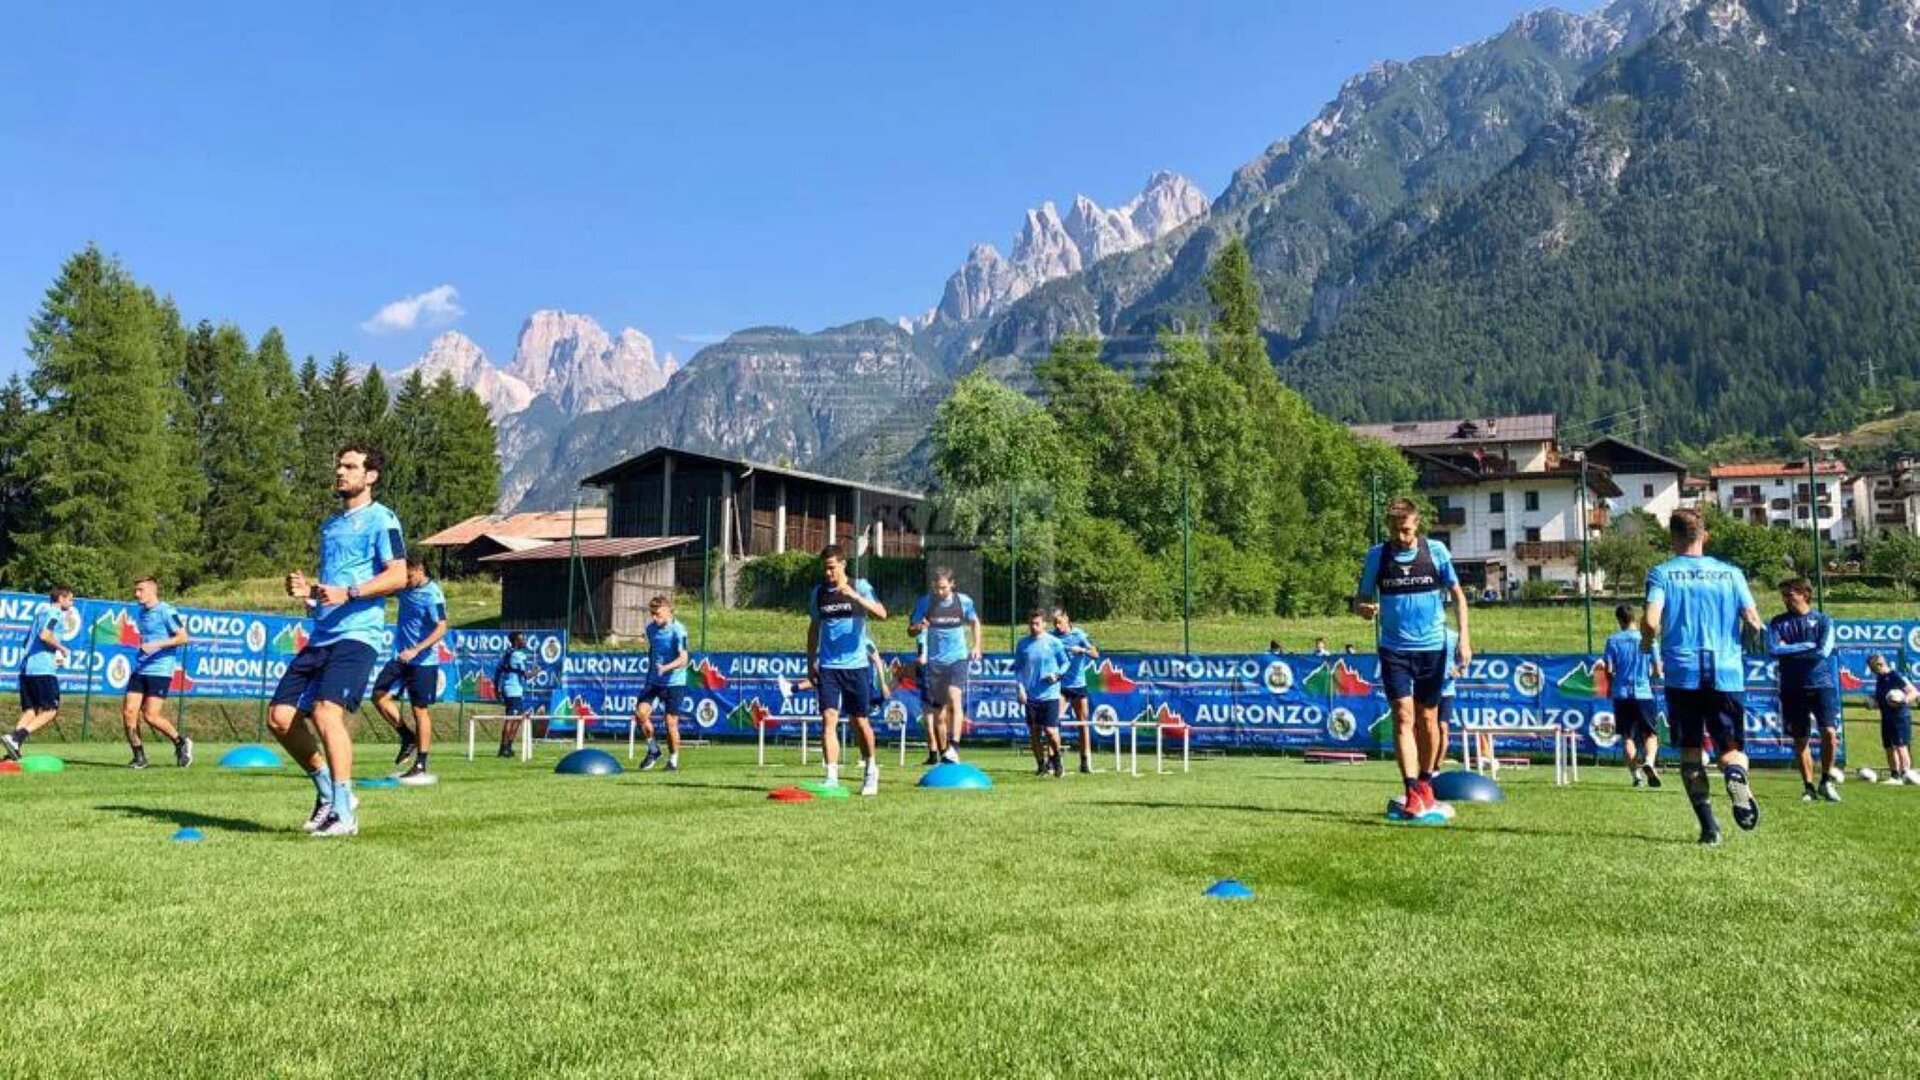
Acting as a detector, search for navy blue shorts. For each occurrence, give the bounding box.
[1061,686,1089,706]
[926,658,970,700]
[816,666,872,719]
[1613,698,1658,742]
[1779,686,1840,740]
[373,660,440,706]
[1438,696,1454,729]
[1881,711,1912,749]
[1379,648,1446,707]
[19,675,59,712]
[128,673,173,700]
[1025,698,1062,729]
[915,663,931,705]
[502,695,525,716]
[1665,687,1744,752]
[271,640,378,713]
[635,681,685,715]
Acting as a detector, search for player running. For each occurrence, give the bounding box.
[271,443,409,838]
[1015,609,1070,777]
[495,632,536,758]
[1767,578,1841,803]
[3,587,73,761]
[1641,508,1765,846]
[806,545,887,795]
[1353,498,1472,822]
[1598,604,1662,788]
[909,568,981,764]
[371,556,448,784]
[1051,607,1100,772]
[122,576,193,769]
[1867,655,1916,784]
[636,596,690,772]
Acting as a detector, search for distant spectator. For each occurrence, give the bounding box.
[1267,639,1284,655]
[1313,637,1330,657]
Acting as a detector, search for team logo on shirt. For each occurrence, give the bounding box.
[1091,704,1120,738]
[694,698,720,729]
[1513,661,1544,697]
[245,621,267,653]
[1328,707,1358,741]
[540,637,563,664]
[105,654,131,690]
[1264,661,1294,695]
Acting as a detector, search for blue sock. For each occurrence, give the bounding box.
[310,765,332,801]
[332,778,355,821]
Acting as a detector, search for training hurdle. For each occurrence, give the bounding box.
[465,713,540,762]
[1460,723,1578,785]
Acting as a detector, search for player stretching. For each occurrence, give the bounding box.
[1867,655,1916,784]
[1051,608,1100,772]
[909,568,981,764]
[1598,604,1662,788]
[1768,578,1840,803]
[1015,609,1069,777]
[2,587,73,761]
[123,576,193,769]
[1354,498,1471,822]
[637,596,690,772]
[371,556,448,784]
[496,632,535,758]
[1642,508,1764,846]
[271,443,408,838]
[806,545,887,795]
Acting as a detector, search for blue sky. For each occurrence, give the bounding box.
[1,0,1563,376]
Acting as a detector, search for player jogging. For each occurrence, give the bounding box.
[1052,608,1100,772]
[636,596,690,772]
[1598,604,1662,788]
[1867,654,1917,784]
[495,632,535,758]
[1641,508,1765,846]
[2,587,74,761]
[909,568,981,764]
[371,556,448,784]
[122,576,193,769]
[270,443,408,838]
[1768,578,1841,803]
[1015,609,1070,777]
[1354,498,1472,822]
[806,545,887,796]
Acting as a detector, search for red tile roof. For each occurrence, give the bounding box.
[1350,414,1557,449]
[1708,461,1846,479]
[420,509,608,548]
[478,536,697,563]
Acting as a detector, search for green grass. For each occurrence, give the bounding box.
[2,735,1917,1077]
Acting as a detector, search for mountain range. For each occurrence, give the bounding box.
[434,0,1914,511]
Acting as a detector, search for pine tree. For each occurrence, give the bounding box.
[423,373,501,535]
[353,365,390,448]
[198,326,301,579]
[13,245,172,585]
[294,353,356,525]
[0,376,38,572]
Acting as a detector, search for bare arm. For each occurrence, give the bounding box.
[1450,584,1472,667]
[661,645,690,675]
[805,621,820,677]
[969,615,983,660]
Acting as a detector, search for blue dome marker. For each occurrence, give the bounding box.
[171,827,205,842]
[1431,770,1505,804]
[218,745,284,770]
[555,748,624,776]
[1204,879,1254,900]
[916,762,993,789]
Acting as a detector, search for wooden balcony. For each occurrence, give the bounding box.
[1514,540,1582,563]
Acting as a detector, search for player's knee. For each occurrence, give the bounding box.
[266,708,296,736]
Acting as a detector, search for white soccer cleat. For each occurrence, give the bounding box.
[860,769,879,797]
[398,771,438,787]
[310,814,359,838]
[1857,767,1879,783]
[1904,770,1920,786]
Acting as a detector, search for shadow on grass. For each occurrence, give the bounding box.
[95,804,273,834]
[655,779,806,796]
[1094,797,1696,844]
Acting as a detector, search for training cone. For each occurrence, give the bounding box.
[555,748,623,776]
[19,754,63,773]
[1431,770,1504,804]
[768,786,815,802]
[171,827,205,842]
[358,776,399,790]
[0,760,20,774]
[1204,878,1255,900]
[917,762,993,790]
[800,780,850,799]
[218,744,284,770]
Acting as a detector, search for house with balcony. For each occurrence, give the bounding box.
[1581,436,1690,526]
[1707,460,1854,546]
[1850,455,1920,539]
[1349,414,1621,596]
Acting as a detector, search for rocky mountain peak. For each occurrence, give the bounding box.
[505,309,675,417]
[403,330,534,421]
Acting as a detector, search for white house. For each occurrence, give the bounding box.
[1350,414,1621,596]
[1850,455,1920,539]
[1582,436,1690,526]
[1707,460,1854,546]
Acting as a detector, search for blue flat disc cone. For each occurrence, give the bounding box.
[1204,878,1254,899]
[172,827,205,842]
[916,762,993,789]
[218,744,284,770]
[358,777,399,789]
[555,748,623,776]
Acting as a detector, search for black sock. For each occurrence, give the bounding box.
[1404,776,1421,794]
[1417,771,1434,785]
[11,727,27,745]
[398,725,415,744]
[1690,797,1718,832]
[416,752,429,769]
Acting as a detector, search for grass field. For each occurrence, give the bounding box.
[2,736,1917,1078]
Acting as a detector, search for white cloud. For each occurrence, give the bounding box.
[361,284,464,334]
[676,332,729,346]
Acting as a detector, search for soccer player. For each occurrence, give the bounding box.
[2,587,73,761]
[122,576,193,769]
[636,596,689,771]
[1867,655,1916,785]
[1353,498,1472,822]
[1052,608,1100,773]
[1598,604,1662,788]
[908,568,981,764]
[1767,578,1841,803]
[272,443,409,838]
[495,632,535,758]
[370,556,448,784]
[806,545,887,795]
[1641,508,1765,846]
[1015,609,1070,777]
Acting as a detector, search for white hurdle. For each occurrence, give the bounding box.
[465,712,540,762]
[1460,723,1578,785]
